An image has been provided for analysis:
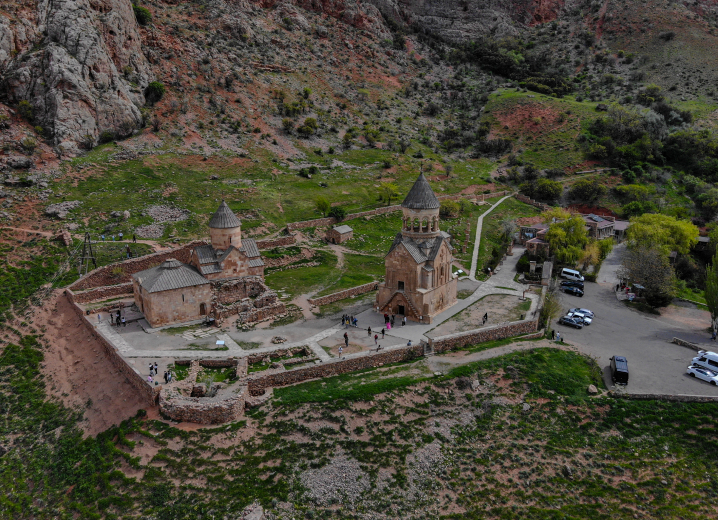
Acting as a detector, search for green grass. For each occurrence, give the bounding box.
[676,285,707,306]
[343,212,402,254]
[314,253,384,296]
[196,365,236,384]
[169,363,190,381]
[265,250,338,299]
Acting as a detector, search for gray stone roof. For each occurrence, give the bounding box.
[387,233,452,264]
[194,244,217,264]
[333,225,353,234]
[401,173,440,210]
[239,238,261,258]
[209,201,241,229]
[133,259,210,293]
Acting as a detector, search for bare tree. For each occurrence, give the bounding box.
[618,245,676,308]
[540,279,563,332]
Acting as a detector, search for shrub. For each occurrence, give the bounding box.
[18,100,33,122]
[621,170,636,184]
[20,137,37,152]
[440,200,460,218]
[328,206,346,221]
[133,5,152,26]
[144,81,165,105]
[99,130,115,144]
[297,117,317,137]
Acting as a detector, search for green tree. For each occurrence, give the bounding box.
[145,81,165,105]
[697,188,718,221]
[439,200,460,218]
[598,239,613,261]
[282,118,293,134]
[568,178,607,203]
[619,245,676,308]
[534,178,563,202]
[133,5,152,25]
[328,206,346,221]
[705,252,718,334]
[626,213,698,255]
[545,215,589,265]
[542,207,571,223]
[380,183,399,206]
[315,196,330,217]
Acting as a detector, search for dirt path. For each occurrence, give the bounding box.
[2,226,169,252]
[33,291,152,435]
[1,226,54,237]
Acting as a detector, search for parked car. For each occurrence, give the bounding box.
[691,351,718,372]
[568,308,595,318]
[562,286,584,297]
[567,311,592,325]
[610,356,629,385]
[558,316,584,329]
[686,365,718,385]
[561,280,585,290]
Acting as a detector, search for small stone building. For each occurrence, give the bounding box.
[375,173,457,323]
[132,259,212,326]
[326,224,353,244]
[132,201,267,328]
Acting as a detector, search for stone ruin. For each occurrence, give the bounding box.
[210,276,285,326]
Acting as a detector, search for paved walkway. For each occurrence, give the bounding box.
[469,195,513,281]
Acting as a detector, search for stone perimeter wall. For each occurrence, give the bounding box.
[72,283,134,304]
[609,392,718,403]
[65,289,159,405]
[255,235,296,249]
[671,337,703,352]
[159,390,245,424]
[286,191,513,231]
[429,318,539,353]
[247,344,425,395]
[307,281,379,306]
[69,241,206,291]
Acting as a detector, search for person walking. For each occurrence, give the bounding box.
[163,371,168,384]
[101,234,105,241]
[402,316,406,327]
[483,312,488,325]
[133,234,137,243]
[116,315,121,327]
[338,346,343,358]
[552,329,556,341]
[154,362,159,375]
[119,232,124,241]
[556,332,561,343]
[147,374,153,384]
[374,334,378,345]
[367,326,372,337]
[381,328,385,338]
[391,314,395,326]
[97,313,102,324]
[343,332,348,345]
[126,244,131,259]
[712,330,716,341]
[121,316,126,327]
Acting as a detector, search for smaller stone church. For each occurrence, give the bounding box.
[375,173,457,323]
[132,201,278,328]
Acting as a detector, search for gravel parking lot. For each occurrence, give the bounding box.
[553,280,718,396]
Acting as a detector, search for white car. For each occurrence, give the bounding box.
[568,311,592,325]
[569,308,595,319]
[686,365,718,385]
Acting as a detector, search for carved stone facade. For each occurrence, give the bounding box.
[375,174,457,324]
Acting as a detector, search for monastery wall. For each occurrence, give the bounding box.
[307,281,379,306]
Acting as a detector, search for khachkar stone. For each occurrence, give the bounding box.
[375,173,458,324]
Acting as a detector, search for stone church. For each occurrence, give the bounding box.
[375,173,457,323]
[132,201,266,327]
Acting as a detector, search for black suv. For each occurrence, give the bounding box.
[561,280,584,290]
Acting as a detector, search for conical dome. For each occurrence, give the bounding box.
[209,201,241,229]
[401,173,440,210]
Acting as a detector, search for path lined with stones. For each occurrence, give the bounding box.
[468,195,513,281]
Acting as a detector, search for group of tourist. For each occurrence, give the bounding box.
[382,313,407,328]
[147,362,174,384]
[341,314,358,328]
[99,310,126,327]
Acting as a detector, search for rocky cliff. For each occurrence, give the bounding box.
[1,0,152,155]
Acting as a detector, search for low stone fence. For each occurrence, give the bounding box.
[307,281,380,306]
[263,249,314,268]
[64,289,160,405]
[609,392,718,403]
[247,344,424,395]
[68,241,205,291]
[72,283,134,304]
[429,318,540,353]
[159,388,246,424]
[515,193,551,212]
[255,234,296,249]
[671,337,703,352]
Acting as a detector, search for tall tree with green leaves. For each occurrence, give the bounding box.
[705,252,718,334]
[545,215,589,265]
[315,196,330,217]
[626,213,698,255]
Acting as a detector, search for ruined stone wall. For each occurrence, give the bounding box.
[234,302,286,325]
[263,248,314,268]
[255,235,297,249]
[307,281,379,306]
[65,289,159,405]
[159,388,245,424]
[247,344,424,395]
[212,276,267,305]
[69,241,206,291]
[609,392,718,403]
[515,194,551,212]
[72,282,134,303]
[429,318,539,353]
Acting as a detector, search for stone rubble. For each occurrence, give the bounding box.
[45,200,82,219]
[299,454,370,506]
[145,205,190,223]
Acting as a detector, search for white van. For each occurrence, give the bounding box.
[692,351,718,372]
[560,268,584,282]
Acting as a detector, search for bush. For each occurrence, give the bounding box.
[144,81,165,105]
[20,137,37,153]
[439,200,460,218]
[328,206,347,221]
[297,117,317,137]
[99,130,115,144]
[133,5,152,26]
[18,100,33,122]
[621,170,636,183]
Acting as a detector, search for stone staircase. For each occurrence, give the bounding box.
[378,290,420,319]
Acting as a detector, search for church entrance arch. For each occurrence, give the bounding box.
[398,304,405,315]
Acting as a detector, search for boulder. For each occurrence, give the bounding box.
[6,156,33,170]
[46,200,82,219]
[239,501,266,520]
[588,384,598,394]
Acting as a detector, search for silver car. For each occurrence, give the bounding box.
[567,311,592,325]
[569,308,595,319]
